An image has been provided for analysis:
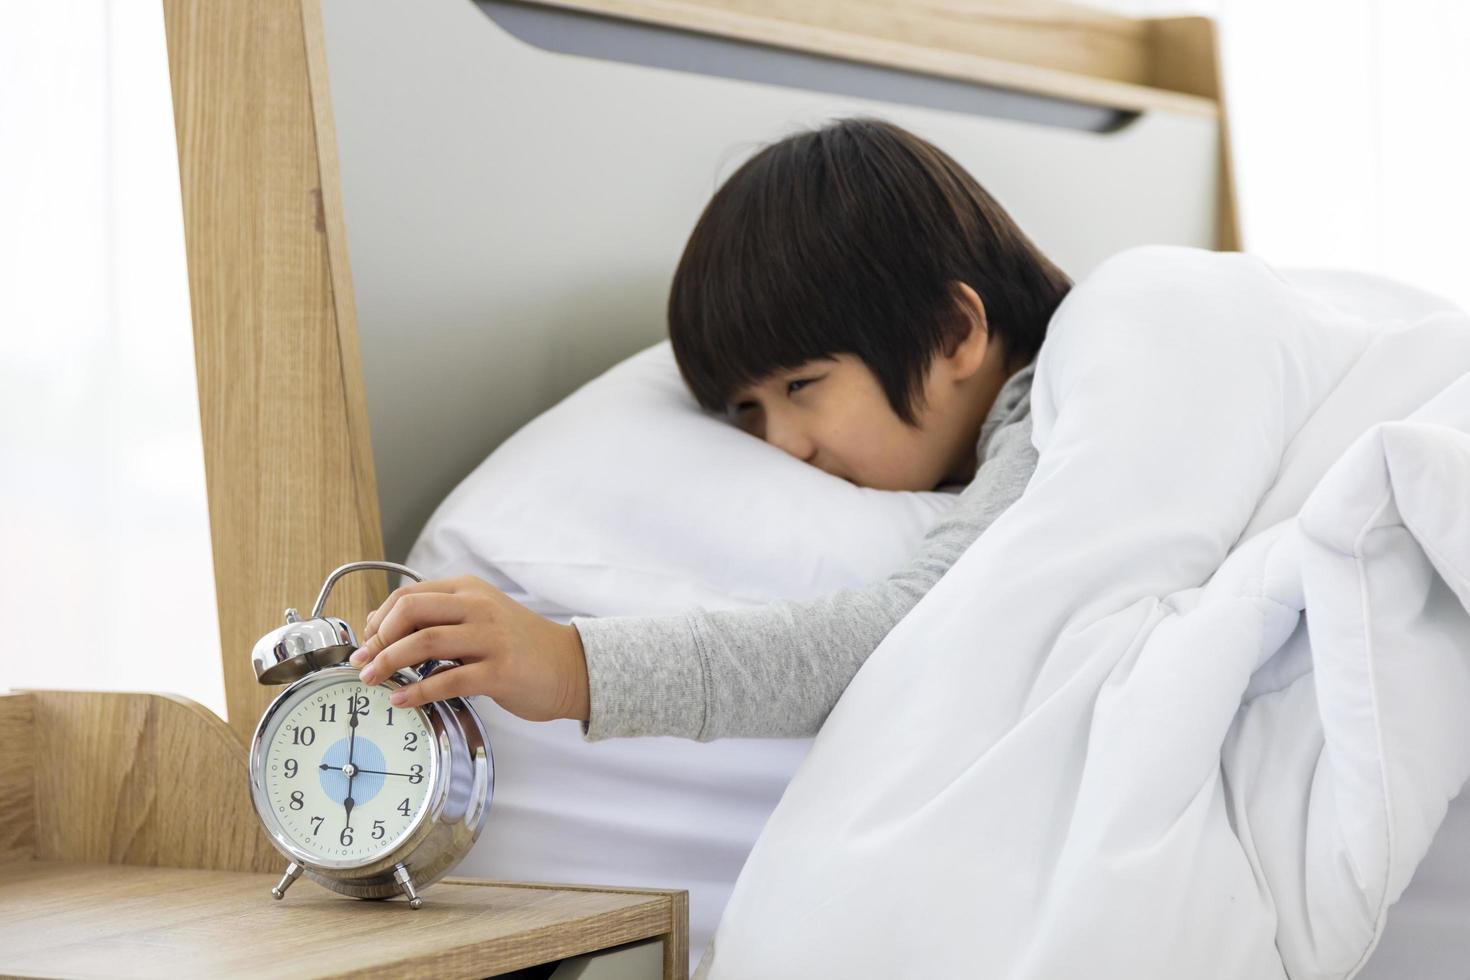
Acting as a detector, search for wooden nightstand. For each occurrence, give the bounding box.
[0,691,688,979]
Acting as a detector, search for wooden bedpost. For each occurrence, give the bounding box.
[1147,15,1243,251]
[162,0,386,743]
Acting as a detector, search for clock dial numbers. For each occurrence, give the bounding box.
[264,677,436,862]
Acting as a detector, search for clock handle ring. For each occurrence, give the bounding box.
[311,560,424,620]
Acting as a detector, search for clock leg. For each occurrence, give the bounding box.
[271,861,303,900]
[392,863,424,909]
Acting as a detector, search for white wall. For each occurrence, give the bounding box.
[0,2,226,718]
[1081,0,1470,309]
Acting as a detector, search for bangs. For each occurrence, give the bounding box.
[667,116,1071,426]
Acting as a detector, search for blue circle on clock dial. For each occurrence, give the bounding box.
[318,736,387,805]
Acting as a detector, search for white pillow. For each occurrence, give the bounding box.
[404,339,961,976]
[406,340,958,619]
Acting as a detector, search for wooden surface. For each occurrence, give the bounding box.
[0,694,34,865]
[523,0,1218,117]
[0,861,684,979]
[612,0,1160,86]
[300,0,387,587]
[0,690,281,873]
[0,689,688,978]
[163,0,389,745]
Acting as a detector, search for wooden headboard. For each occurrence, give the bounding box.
[163,0,1238,743]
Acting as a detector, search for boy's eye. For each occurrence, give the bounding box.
[726,373,824,416]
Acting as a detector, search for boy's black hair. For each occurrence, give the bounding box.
[667,116,1073,426]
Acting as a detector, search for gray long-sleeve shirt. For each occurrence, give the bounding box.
[571,359,1039,742]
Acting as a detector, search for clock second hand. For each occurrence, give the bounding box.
[321,764,418,779]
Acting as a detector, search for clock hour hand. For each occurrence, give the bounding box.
[347,699,358,765]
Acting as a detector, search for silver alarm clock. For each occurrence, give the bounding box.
[248,560,493,908]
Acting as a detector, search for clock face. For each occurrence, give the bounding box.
[260,676,437,865]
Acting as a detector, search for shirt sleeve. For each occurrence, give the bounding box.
[570,411,1039,741]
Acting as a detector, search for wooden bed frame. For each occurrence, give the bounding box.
[161,0,1240,743]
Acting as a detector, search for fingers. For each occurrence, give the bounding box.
[363,576,479,640]
[359,623,486,686]
[389,662,486,709]
[354,591,465,658]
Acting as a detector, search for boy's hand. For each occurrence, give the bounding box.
[346,574,590,723]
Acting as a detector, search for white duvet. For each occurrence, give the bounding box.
[698,246,1470,979]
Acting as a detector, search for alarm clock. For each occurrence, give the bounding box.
[247,560,493,908]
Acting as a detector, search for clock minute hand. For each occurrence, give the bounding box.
[342,702,360,832]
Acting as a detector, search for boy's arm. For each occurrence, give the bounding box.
[570,412,1039,742]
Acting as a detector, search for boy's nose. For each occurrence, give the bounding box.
[763,416,816,464]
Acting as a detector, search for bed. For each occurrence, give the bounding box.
[162,0,1468,976]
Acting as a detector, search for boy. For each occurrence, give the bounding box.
[348,117,1072,741]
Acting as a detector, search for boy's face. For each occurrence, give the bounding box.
[725,297,1008,492]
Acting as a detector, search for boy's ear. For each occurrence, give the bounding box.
[944,281,991,381]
